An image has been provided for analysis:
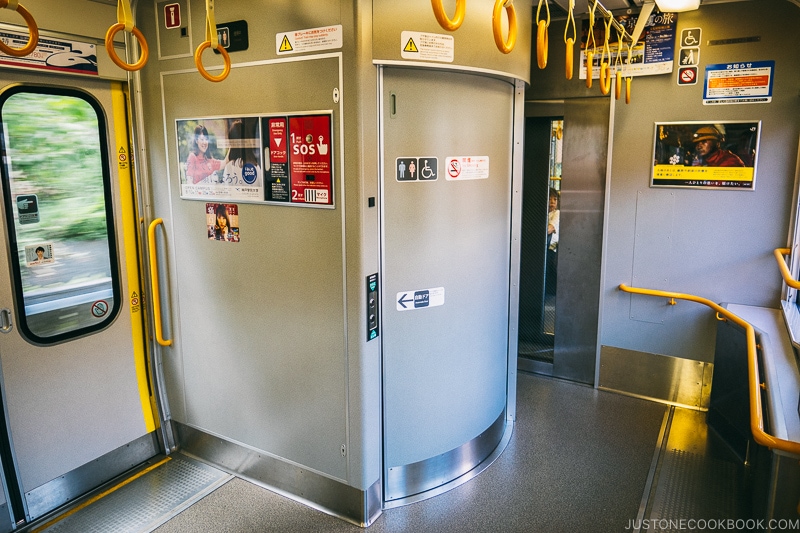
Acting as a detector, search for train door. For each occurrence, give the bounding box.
[0,72,157,528]
[518,99,609,384]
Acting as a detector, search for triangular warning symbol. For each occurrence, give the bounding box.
[274,137,282,147]
[279,35,293,52]
[131,291,138,298]
[404,38,419,53]
[119,146,126,153]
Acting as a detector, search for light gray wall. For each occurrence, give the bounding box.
[602,0,800,362]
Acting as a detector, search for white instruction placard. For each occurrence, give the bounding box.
[400,31,454,63]
[277,25,343,55]
[396,287,445,311]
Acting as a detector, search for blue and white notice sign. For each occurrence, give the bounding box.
[396,287,445,311]
[703,61,774,105]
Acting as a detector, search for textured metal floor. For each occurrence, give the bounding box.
[636,407,749,533]
[34,453,232,533]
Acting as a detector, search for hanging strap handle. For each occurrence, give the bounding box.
[0,0,38,57]
[535,0,549,68]
[585,0,599,89]
[431,0,466,31]
[105,0,149,71]
[563,0,576,79]
[598,15,613,95]
[492,0,517,54]
[194,0,231,82]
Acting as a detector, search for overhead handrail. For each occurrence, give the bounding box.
[431,0,465,31]
[148,219,172,347]
[105,0,148,71]
[195,0,231,82]
[619,283,800,456]
[585,0,598,89]
[563,0,576,79]
[492,0,517,54]
[0,0,38,57]
[598,15,613,95]
[774,248,800,289]
[535,0,549,68]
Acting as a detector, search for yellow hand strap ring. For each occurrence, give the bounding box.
[493,0,517,55]
[195,0,231,82]
[563,0,576,79]
[105,0,148,71]
[431,0,466,31]
[535,0,550,68]
[0,0,38,57]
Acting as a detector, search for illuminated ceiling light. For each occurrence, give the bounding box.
[654,0,702,12]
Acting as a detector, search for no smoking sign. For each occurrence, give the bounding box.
[678,66,697,86]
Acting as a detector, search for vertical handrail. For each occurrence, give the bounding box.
[148,219,172,347]
[619,283,800,456]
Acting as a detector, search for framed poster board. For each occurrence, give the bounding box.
[651,121,760,190]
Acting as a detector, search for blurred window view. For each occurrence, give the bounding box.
[0,86,119,343]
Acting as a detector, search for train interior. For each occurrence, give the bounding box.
[0,0,797,531]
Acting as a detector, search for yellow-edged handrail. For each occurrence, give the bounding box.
[0,0,38,57]
[492,0,517,54]
[619,283,800,456]
[535,0,549,68]
[774,248,800,289]
[105,0,149,71]
[431,0,465,31]
[195,0,231,82]
[148,218,172,347]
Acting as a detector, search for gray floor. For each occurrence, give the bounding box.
[152,373,668,533]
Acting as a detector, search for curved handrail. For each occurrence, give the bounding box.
[105,0,149,71]
[195,0,231,82]
[492,0,517,55]
[619,283,800,456]
[431,0,465,31]
[774,248,800,289]
[0,0,38,57]
[148,219,172,347]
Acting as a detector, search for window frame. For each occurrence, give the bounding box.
[0,83,121,345]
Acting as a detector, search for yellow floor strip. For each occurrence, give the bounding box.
[32,456,172,533]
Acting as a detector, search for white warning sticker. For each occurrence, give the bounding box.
[276,25,343,55]
[400,31,454,63]
[445,156,490,181]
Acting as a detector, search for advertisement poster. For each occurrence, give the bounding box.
[206,203,240,242]
[25,243,55,266]
[580,11,676,80]
[703,61,774,105]
[263,114,333,205]
[0,30,98,75]
[177,117,264,201]
[651,121,760,189]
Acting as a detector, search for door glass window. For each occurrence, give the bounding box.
[0,86,119,344]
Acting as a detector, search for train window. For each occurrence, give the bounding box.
[0,85,120,344]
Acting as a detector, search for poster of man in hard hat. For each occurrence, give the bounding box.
[651,121,760,189]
